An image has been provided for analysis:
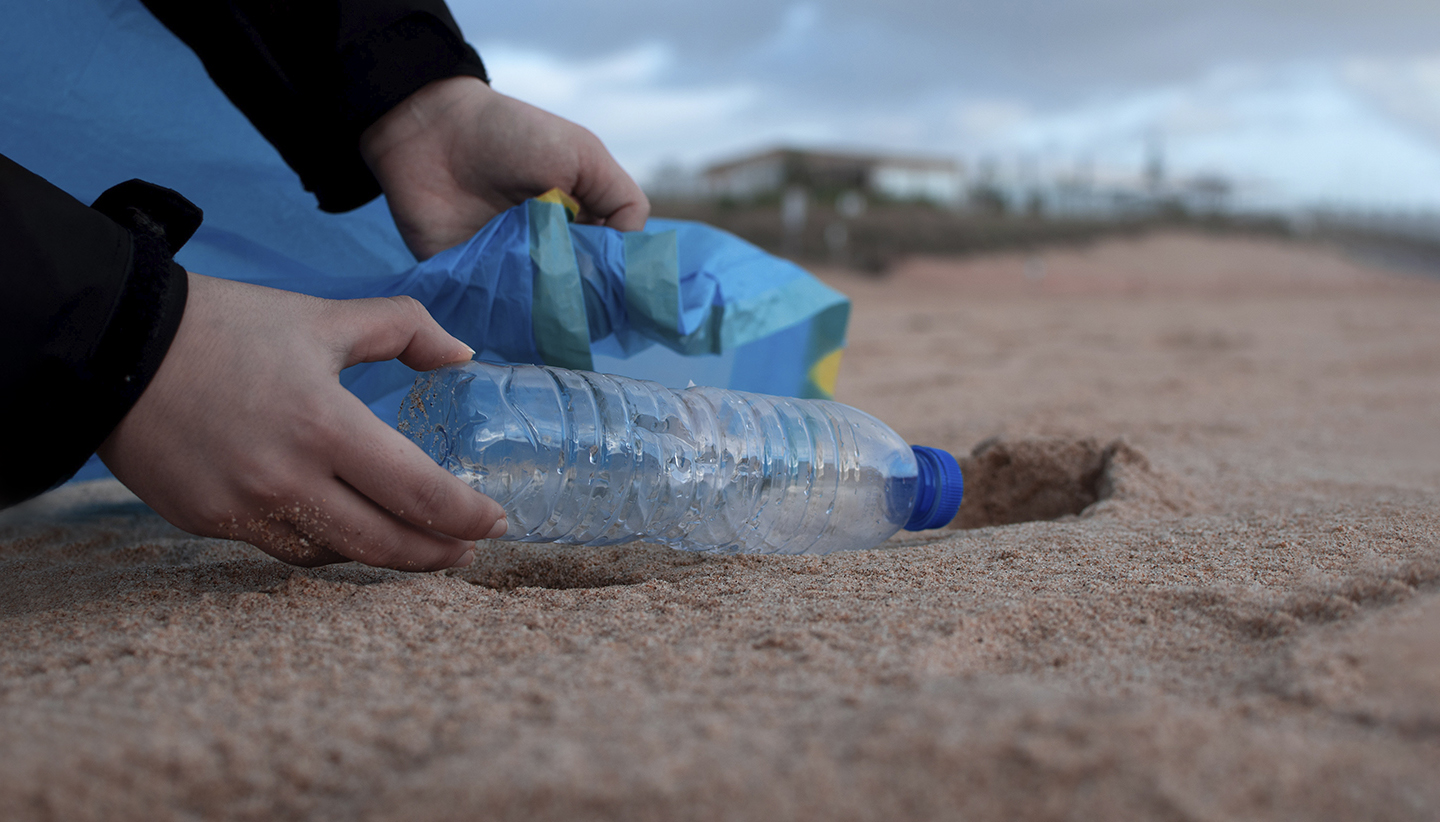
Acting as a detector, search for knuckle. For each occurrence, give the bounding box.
[576,124,603,146]
[408,472,454,523]
[313,295,352,329]
[292,397,344,451]
[387,294,426,321]
[231,463,283,505]
[170,501,228,538]
[359,532,408,569]
[231,478,316,535]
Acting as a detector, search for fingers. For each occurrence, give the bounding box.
[331,393,508,543]
[100,273,489,574]
[327,294,473,371]
[232,477,479,572]
[595,196,651,232]
[220,508,349,568]
[574,135,651,232]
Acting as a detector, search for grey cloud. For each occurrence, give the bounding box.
[455,0,1440,106]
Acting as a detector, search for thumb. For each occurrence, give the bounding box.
[327,295,473,371]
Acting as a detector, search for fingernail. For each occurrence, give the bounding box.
[451,549,475,568]
[462,344,476,358]
[485,517,508,540]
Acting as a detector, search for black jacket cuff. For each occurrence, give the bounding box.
[83,187,194,459]
[0,177,198,505]
[139,1,489,214]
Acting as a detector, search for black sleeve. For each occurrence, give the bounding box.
[0,155,199,507]
[139,1,490,213]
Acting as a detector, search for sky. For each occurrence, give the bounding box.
[449,0,1440,211]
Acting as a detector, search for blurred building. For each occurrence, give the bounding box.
[703,148,965,206]
[645,160,707,200]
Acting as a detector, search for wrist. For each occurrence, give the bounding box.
[359,76,495,175]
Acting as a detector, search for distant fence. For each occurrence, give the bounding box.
[1303,209,1440,243]
[1302,211,1440,278]
[650,199,1290,272]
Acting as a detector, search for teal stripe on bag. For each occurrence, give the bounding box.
[528,200,594,371]
[622,231,680,338]
[719,275,849,352]
[619,230,849,357]
[530,202,849,380]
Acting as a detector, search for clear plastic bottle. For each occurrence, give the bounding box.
[400,361,963,555]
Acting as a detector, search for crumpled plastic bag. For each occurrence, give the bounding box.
[334,191,851,424]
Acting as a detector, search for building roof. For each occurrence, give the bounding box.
[704,147,959,177]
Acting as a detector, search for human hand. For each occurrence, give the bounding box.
[97,273,507,570]
[359,76,650,260]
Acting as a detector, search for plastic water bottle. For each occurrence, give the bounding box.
[399,361,963,555]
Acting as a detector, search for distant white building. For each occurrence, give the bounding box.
[703,148,965,206]
[868,157,966,205]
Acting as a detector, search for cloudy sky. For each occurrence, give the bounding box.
[450,0,1440,211]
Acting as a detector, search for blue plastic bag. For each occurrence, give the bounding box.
[282,193,851,426]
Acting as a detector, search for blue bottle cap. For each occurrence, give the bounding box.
[905,445,964,531]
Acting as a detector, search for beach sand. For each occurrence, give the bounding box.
[3,231,1438,820]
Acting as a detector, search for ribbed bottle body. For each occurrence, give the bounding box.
[400,361,920,554]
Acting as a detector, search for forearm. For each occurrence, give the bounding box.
[139,0,488,213]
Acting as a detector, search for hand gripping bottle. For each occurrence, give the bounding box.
[400,362,963,555]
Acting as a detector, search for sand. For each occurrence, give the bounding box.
[2,231,1438,820]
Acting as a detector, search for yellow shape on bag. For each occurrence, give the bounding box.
[537,188,581,220]
[807,349,844,399]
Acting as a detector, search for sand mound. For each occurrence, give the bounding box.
[955,437,1189,528]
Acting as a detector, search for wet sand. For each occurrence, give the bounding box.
[3,231,1438,820]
